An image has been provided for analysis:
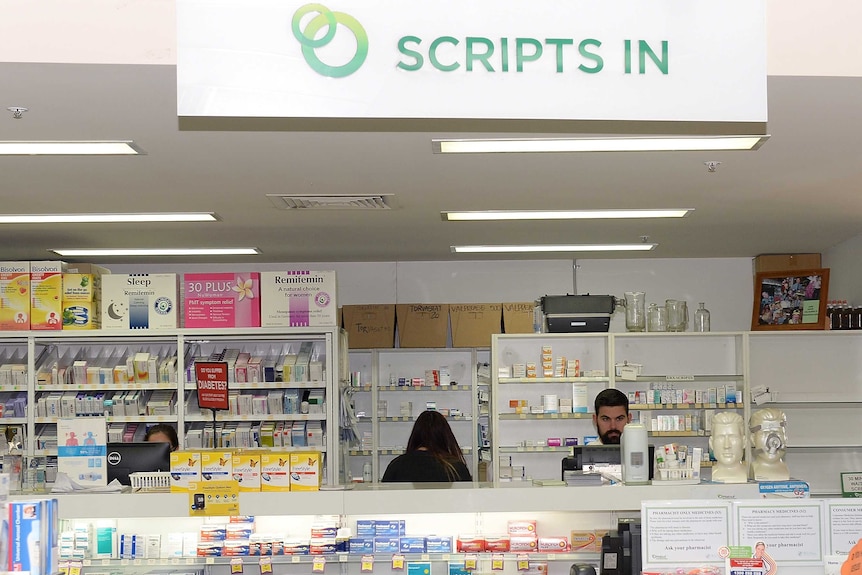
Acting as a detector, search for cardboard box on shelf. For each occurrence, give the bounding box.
[396,304,449,348]
[101,274,179,330]
[30,261,66,330]
[502,302,536,334]
[342,304,395,348]
[260,270,337,327]
[0,261,30,330]
[449,303,502,348]
[753,253,821,273]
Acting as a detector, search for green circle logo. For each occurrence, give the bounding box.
[292,3,368,78]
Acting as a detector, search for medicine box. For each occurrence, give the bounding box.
[170,451,202,492]
[0,261,30,330]
[260,452,291,492]
[183,272,261,328]
[102,274,178,330]
[260,270,337,327]
[63,266,108,330]
[30,260,66,330]
[201,451,233,481]
[232,452,262,491]
[289,451,321,491]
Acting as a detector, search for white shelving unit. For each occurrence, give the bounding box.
[0,327,344,485]
[346,348,482,482]
[491,332,749,484]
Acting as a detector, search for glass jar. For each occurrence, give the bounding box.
[624,291,646,332]
[666,299,687,332]
[647,303,667,332]
[694,302,711,332]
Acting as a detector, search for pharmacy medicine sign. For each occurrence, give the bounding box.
[177,0,766,123]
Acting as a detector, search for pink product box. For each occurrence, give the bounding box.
[538,537,570,553]
[183,272,261,328]
[546,438,562,447]
[507,520,537,536]
[509,537,538,552]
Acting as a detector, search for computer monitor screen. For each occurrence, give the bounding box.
[106,442,171,485]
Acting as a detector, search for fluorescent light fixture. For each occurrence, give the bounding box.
[451,244,657,253]
[433,135,769,153]
[0,213,217,224]
[442,209,692,221]
[0,141,142,155]
[51,248,259,257]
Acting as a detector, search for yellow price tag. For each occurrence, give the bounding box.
[517,554,530,571]
[69,561,83,575]
[392,554,405,570]
[58,561,70,575]
[491,554,505,571]
[465,554,478,571]
[312,556,326,573]
[259,557,273,574]
[230,558,244,574]
[361,555,374,572]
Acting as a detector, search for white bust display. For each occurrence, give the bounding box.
[750,407,790,481]
[709,412,747,483]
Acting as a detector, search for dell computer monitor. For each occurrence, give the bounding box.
[106,442,171,485]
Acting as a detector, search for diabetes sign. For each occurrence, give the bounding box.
[195,362,230,411]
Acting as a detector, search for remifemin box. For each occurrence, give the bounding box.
[260,271,337,327]
[289,451,321,491]
[102,274,178,329]
[170,451,201,492]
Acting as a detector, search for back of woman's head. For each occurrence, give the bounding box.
[406,410,462,459]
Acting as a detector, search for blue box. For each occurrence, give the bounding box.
[349,538,375,554]
[400,537,427,554]
[373,537,400,553]
[426,536,453,553]
[408,562,431,575]
[449,562,469,575]
[10,501,42,573]
[356,520,376,537]
[375,520,406,537]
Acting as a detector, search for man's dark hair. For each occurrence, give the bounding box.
[594,388,629,415]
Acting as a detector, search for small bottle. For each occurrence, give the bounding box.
[362,461,372,483]
[694,302,711,332]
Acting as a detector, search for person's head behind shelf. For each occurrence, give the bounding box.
[406,410,468,477]
[145,423,179,451]
[592,388,631,445]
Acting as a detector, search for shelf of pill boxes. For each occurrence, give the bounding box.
[48,482,761,575]
[346,348,486,483]
[490,333,750,485]
[0,328,344,486]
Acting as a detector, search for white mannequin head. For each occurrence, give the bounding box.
[709,411,747,483]
[749,408,789,480]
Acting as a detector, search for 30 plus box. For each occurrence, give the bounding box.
[260,271,337,327]
[183,272,260,328]
[101,274,178,329]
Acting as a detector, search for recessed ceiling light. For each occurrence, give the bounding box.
[442,209,693,221]
[51,248,259,257]
[0,213,218,224]
[0,141,143,155]
[451,244,657,253]
[432,135,769,154]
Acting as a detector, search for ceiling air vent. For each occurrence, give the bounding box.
[267,194,393,210]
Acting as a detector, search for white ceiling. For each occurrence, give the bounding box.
[1,15,862,266]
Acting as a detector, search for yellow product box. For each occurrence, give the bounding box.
[289,451,321,491]
[0,262,30,330]
[259,452,291,492]
[231,452,261,491]
[593,530,608,553]
[570,531,597,552]
[201,451,233,482]
[30,261,66,330]
[62,271,104,330]
[170,451,202,492]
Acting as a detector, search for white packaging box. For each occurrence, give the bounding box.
[260,271,337,327]
[101,274,178,330]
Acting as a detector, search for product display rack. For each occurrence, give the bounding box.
[490,332,750,485]
[346,348,482,483]
[0,327,344,485]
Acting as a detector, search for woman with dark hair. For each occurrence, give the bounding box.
[145,423,180,451]
[382,410,472,482]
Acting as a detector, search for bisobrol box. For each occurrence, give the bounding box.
[260,271,337,327]
[183,272,261,328]
[0,261,30,330]
[102,274,178,329]
[30,260,66,330]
